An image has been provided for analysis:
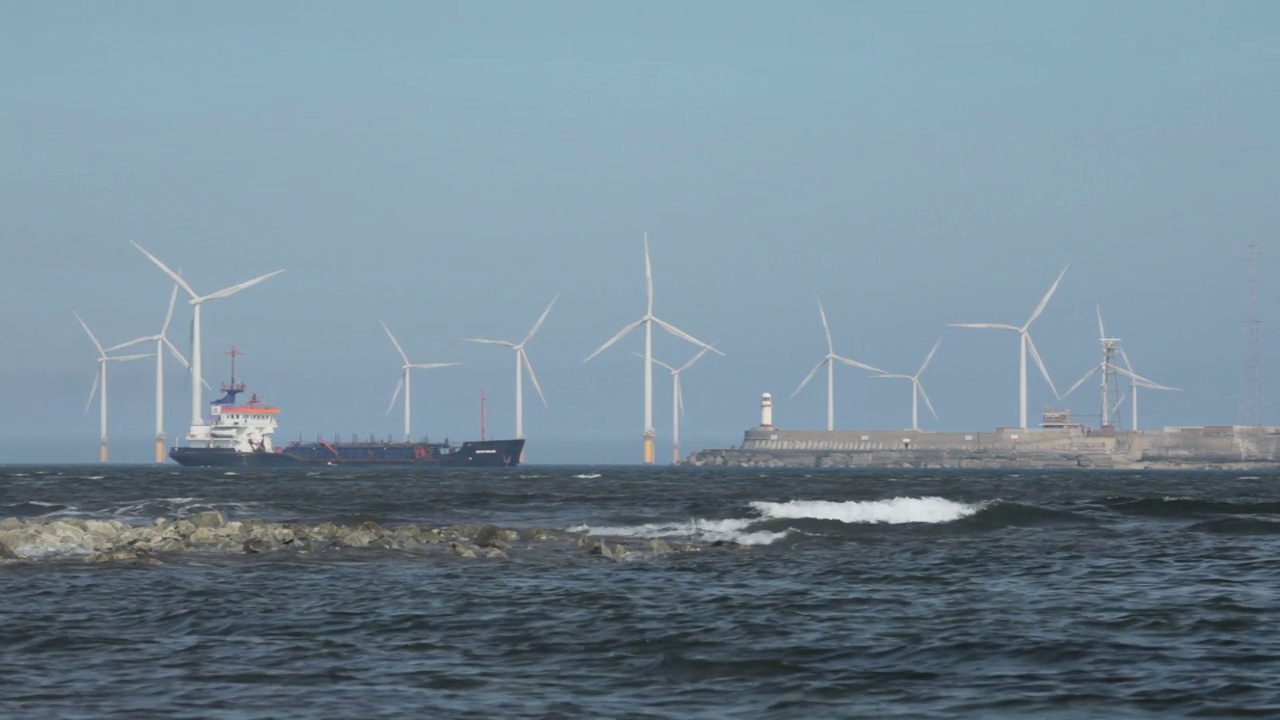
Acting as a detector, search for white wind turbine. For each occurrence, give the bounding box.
[949,265,1068,429]
[74,312,152,463]
[1118,348,1179,431]
[461,294,557,440]
[129,241,284,432]
[873,338,942,431]
[1062,307,1178,430]
[584,233,723,464]
[107,285,198,462]
[382,321,460,443]
[792,298,885,431]
[634,346,713,464]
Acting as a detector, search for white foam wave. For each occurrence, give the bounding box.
[568,517,788,546]
[751,496,980,525]
[573,473,602,479]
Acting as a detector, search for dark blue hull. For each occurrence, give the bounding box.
[170,439,525,468]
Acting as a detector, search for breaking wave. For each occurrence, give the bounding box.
[751,497,981,525]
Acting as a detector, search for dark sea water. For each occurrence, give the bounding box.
[2,465,1279,719]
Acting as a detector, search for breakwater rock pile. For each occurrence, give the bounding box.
[0,512,709,564]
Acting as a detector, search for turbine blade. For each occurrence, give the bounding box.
[381,320,410,364]
[653,317,724,355]
[676,345,712,373]
[1024,333,1060,399]
[1063,365,1099,398]
[916,337,942,377]
[832,354,885,374]
[917,380,939,419]
[105,336,153,352]
[792,359,826,398]
[387,376,403,415]
[163,337,191,369]
[521,350,548,408]
[201,269,285,302]
[632,351,676,373]
[948,322,1020,331]
[584,318,644,362]
[130,241,198,299]
[1111,390,1129,417]
[461,337,516,347]
[1119,346,1134,374]
[817,298,833,354]
[873,373,912,380]
[520,294,558,346]
[676,375,685,417]
[1114,365,1179,391]
[1096,305,1106,341]
[644,233,654,315]
[73,312,105,355]
[408,362,461,370]
[161,284,180,335]
[107,353,154,362]
[84,370,100,414]
[1024,264,1069,329]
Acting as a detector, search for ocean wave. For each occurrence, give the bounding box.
[568,518,788,546]
[750,497,981,525]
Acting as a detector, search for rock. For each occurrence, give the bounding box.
[648,539,673,554]
[473,524,502,548]
[0,541,17,559]
[418,530,442,543]
[485,548,508,559]
[190,511,225,529]
[519,527,555,541]
[242,537,273,554]
[448,541,477,558]
[0,517,21,531]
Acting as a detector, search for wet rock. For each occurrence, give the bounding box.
[648,539,673,554]
[0,541,16,559]
[242,537,274,554]
[0,517,21,531]
[485,548,508,559]
[418,530,443,543]
[473,524,501,548]
[448,541,477,558]
[519,527,555,541]
[190,511,226,529]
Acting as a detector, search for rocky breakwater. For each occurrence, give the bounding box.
[0,512,718,564]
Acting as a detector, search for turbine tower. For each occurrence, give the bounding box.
[949,265,1068,429]
[107,284,195,462]
[382,321,459,442]
[584,233,723,464]
[462,294,557,440]
[791,297,884,431]
[873,338,941,431]
[129,242,283,434]
[74,312,151,462]
[635,346,713,464]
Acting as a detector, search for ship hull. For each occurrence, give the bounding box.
[170,439,525,468]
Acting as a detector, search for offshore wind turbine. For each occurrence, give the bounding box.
[129,242,283,432]
[382,321,460,442]
[1118,347,1179,431]
[949,265,1068,429]
[634,346,713,464]
[873,338,942,431]
[791,298,885,431]
[461,294,557,440]
[108,285,197,462]
[74,312,151,462]
[584,233,723,464]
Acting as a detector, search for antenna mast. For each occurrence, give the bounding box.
[1241,242,1263,427]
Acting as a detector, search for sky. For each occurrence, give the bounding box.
[2,1,1279,464]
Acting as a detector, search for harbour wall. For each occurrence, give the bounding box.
[684,425,1280,470]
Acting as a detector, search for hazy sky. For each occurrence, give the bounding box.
[3,1,1278,464]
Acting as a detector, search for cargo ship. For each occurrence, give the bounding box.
[169,354,523,468]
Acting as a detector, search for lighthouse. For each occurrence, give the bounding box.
[760,392,774,429]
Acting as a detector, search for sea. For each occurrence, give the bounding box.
[1,465,1278,719]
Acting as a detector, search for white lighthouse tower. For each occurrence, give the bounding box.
[760,392,774,429]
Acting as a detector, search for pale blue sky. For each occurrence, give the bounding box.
[2,1,1278,463]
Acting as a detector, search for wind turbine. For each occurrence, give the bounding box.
[1062,307,1178,430]
[107,285,197,462]
[74,312,151,462]
[382,321,460,442]
[949,265,1068,429]
[873,338,942,431]
[584,233,723,464]
[634,346,713,464]
[129,242,284,433]
[791,297,885,431]
[1118,347,1179,431]
[461,294,557,440]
